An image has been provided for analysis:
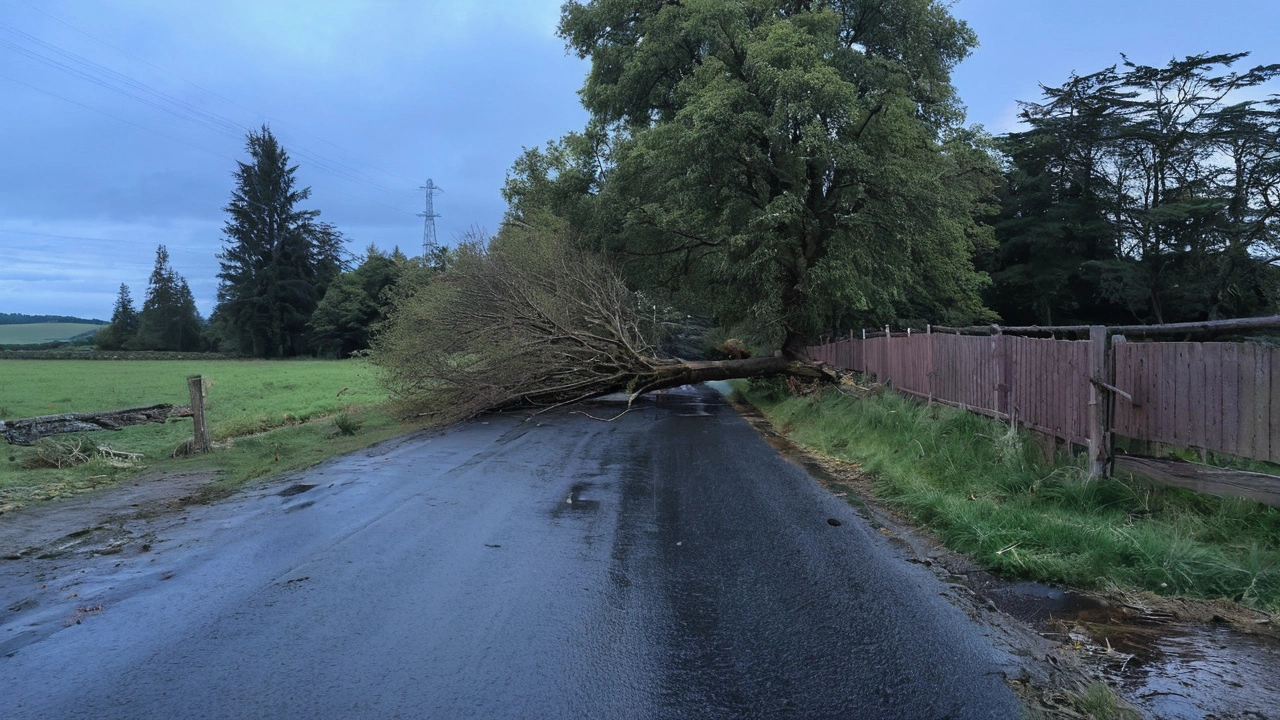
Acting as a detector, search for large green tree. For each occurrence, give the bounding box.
[505,0,999,350]
[309,246,409,357]
[986,53,1280,325]
[215,126,345,357]
[137,245,204,351]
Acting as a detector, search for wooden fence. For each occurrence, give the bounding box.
[1113,342,1278,464]
[809,329,1280,474]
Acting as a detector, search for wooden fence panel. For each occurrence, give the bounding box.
[806,334,1278,465]
[1272,348,1280,464]
[1105,342,1279,463]
[1253,348,1271,462]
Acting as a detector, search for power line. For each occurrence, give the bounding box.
[0,18,420,218]
[19,0,424,189]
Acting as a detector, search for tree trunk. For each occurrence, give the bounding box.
[630,356,833,395]
[1,405,190,446]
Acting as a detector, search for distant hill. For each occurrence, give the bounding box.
[0,313,107,325]
[0,323,105,345]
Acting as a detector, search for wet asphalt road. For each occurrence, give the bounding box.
[1,386,1022,719]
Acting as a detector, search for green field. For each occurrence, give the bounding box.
[0,359,413,509]
[0,323,104,345]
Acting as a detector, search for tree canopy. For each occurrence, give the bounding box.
[984,53,1280,325]
[505,0,999,351]
[95,248,203,352]
[370,218,833,423]
[309,245,410,358]
[94,284,140,351]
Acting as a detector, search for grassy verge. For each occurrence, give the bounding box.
[735,380,1280,613]
[1,359,415,509]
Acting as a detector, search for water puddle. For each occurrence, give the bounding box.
[553,482,601,516]
[1112,625,1279,719]
[278,484,317,498]
[986,581,1280,719]
[651,387,714,417]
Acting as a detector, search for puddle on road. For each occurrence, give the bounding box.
[278,484,317,498]
[650,389,714,417]
[1115,625,1280,719]
[986,581,1280,719]
[553,483,601,516]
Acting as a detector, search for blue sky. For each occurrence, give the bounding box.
[2,0,1278,320]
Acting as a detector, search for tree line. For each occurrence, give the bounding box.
[96,127,415,356]
[495,1,1280,355]
[983,53,1280,326]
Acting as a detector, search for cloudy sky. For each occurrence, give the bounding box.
[2,0,1278,320]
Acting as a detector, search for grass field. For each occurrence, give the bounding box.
[0,323,104,345]
[0,359,413,509]
[736,380,1280,612]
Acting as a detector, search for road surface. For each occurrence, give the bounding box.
[2,386,1023,718]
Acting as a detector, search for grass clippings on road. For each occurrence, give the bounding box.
[0,359,415,511]
[734,379,1280,614]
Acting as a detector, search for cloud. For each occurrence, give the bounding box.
[0,1,588,317]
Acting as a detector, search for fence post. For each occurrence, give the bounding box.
[926,324,934,405]
[884,325,891,387]
[1087,326,1109,477]
[187,375,211,454]
[992,326,1003,417]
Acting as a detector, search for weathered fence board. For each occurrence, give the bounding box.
[810,333,1280,468]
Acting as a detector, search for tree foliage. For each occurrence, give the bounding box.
[309,246,409,357]
[506,0,998,349]
[215,126,345,357]
[985,53,1280,325]
[95,284,140,351]
[137,245,203,351]
[369,218,832,423]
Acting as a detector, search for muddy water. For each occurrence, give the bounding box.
[989,582,1280,719]
[1116,626,1280,719]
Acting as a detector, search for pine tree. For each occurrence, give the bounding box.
[96,283,139,350]
[216,126,344,357]
[137,245,204,351]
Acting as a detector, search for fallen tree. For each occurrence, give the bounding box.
[368,221,836,425]
[0,404,191,446]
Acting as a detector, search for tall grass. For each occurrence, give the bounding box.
[738,381,1280,611]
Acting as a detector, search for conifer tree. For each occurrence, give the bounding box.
[137,245,203,351]
[96,283,139,350]
[216,126,344,357]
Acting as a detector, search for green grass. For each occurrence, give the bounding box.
[0,359,413,508]
[737,380,1280,612]
[0,323,104,345]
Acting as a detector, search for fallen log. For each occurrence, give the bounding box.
[0,404,190,446]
